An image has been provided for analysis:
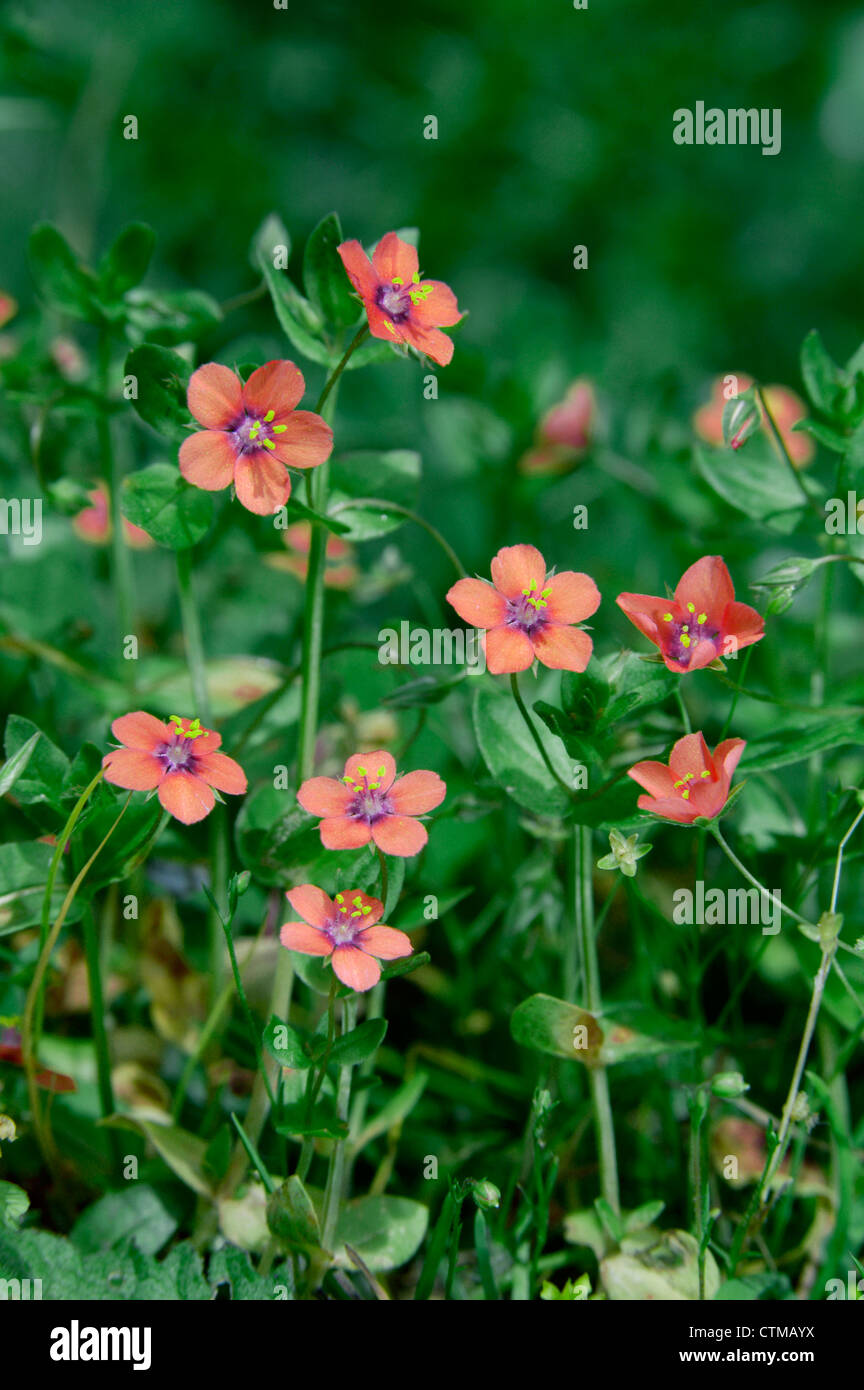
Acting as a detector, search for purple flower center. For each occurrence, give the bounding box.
[376,280,412,323]
[325,894,372,947]
[343,764,393,823]
[156,737,196,773]
[231,409,285,455]
[661,609,719,667]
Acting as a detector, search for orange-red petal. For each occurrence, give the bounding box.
[371,815,428,856]
[319,816,372,850]
[627,759,677,800]
[356,924,412,960]
[674,556,733,624]
[242,360,305,417]
[446,578,507,629]
[371,232,419,286]
[187,363,243,430]
[195,751,247,795]
[280,921,332,955]
[102,747,162,790]
[532,623,593,672]
[179,430,237,491]
[543,571,600,624]
[331,945,381,991]
[269,410,333,470]
[234,452,291,515]
[297,777,354,816]
[158,770,215,824]
[410,280,461,328]
[490,544,546,600]
[388,770,446,816]
[285,885,335,929]
[111,711,171,750]
[337,240,379,302]
[344,751,396,793]
[484,626,534,674]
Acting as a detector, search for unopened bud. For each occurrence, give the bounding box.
[711,1071,749,1099]
[470,1178,501,1211]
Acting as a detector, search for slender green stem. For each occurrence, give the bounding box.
[756,386,821,515]
[172,980,234,1120]
[328,497,466,577]
[717,646,752,741]
[509,673,574,801]
[711,827,811,929]
[675,685,691,735]
[321,995,357,1255]
[688,1091,709,1299]
[99,330,136,680]
[376,847,389,914]
[573,824,619,1213]
[314,325,369,416]
[81,905,115,1125]
[176,549,212,722]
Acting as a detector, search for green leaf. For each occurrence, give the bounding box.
[303,212,361,330]
[800,329,845,418]
[321,1018,387,1068]
[124,343,191,443]
[124,287,222,345]
[274,1099,349,1140]
[98,222,155,301]
[279,496,351,537]
[332,1195,428,1272]
[0,1181,29,1230]
[266,1175,321,1248]
[71,1185,178,1256]
[0,730,41,797]
[694,438,809,534]
[3,715,70,809]
[28,223,98,319]
[715,1272,792,1300]
[252,213,331,365]
[263,1015,312,1070]
[601,651,679,726]
[510,993,604,1064]
[328,450,422,539]
[0,840,81,935]
[0,1228,212,1300]
[473,681,572,817]
[793,418,848,453]
[352,1072,428,1150]
[208,1245,294,1299]
[121,461,213,549]
[105,1117,214,1197]
[741,710,864,771]
[383,670,469,709]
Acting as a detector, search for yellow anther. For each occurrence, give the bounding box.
[687,602,695,613]
[335,893,344,902]
[355,767,367,777]
[377,766,385,777]
[353,896,363,906]
[682,789,690,799]
[263,410,275,423]
[392,277,404,286]
[700,770,711,778]
[362,905,371,915]
[680,634,691,648]
[662,613,673,621]
[273,424,287,433]
[697,612,707,624]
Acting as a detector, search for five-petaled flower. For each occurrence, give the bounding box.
[102,712,247,825]
[628,731,746,825]
[280,885,412,992]
[616,556,764,674]
[297,750,445,856]
[337,231,462,367]
[446,543,600,675]
[179,360,333,516]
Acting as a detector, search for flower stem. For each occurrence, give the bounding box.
[328,498,466,577]
[756,385,821,516]
[509,673,574,801]
[314,325,369,417]
[321,994,357,1256]
[98,330,136,680]
[711,826,812,929]
[573,823,619,1214]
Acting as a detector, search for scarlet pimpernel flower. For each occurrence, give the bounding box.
[179,360,333,515]
[627,732,745,825]
[616,555,764,673]
[297,750,445,856]
[102,712,247,825]
[519,379,595,477]
[280,885,412,992]
[446,543,600,675]
[337,231,462,366]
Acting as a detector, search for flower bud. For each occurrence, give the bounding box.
[470,1178,501,1211]
[710,1071,749,1099]
[722,390,760,450]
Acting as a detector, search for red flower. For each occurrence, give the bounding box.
[179,360,333,516]
[337,232,462,367]
[280,885,412,992]
[265,520,358,590]
[73,483,154,550]
[102,712,247,825]
[446,543,600,675]
[616,556,764,674]
[297,750,445,856]
[628,732,746,825]
[519,380,596,477]
[693,374,814,467]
